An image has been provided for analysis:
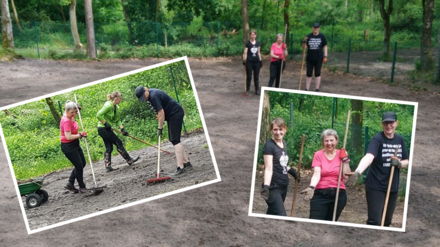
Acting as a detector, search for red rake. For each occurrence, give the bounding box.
[147,135,170,185]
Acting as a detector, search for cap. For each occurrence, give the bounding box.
[135,86,146,102]
[313,23,320,27]
[382,112,397,122]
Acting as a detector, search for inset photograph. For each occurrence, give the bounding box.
[249,88,417,232]
[0,57,220,234]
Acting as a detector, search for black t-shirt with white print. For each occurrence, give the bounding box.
[365,132,409,192]
[147,89,182,121]
[246,40,260,62]
[305,32,327,61]
[263,139,289,187]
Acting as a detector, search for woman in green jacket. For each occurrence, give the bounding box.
[97,91,140,172]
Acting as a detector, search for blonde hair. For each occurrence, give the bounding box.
[107,91,122,101]
[270,117,287,131]
[250,29,257,36]
[65,100,78,111]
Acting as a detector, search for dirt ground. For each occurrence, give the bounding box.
[1,56,440,246]
[21,130,216,231]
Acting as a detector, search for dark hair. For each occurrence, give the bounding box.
[270,117,287,131]
[250,29,257,36]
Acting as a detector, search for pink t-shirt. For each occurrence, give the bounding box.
[312,149,346,190]
[60,114,79,143]
[270,43,286,62]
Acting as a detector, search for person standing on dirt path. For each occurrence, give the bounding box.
[268,33,288,88]
[300,129,351,221]
[243,29,262,95]
[261,117,299,216]
[97,91,140,172]
[303,23,328,92]
[61,101,88,193]
[347,112,409,226]
[135,86,192,175]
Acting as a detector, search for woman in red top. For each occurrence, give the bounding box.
[300,129,351,221]
[60,100,88,193]
[267,33,288,88]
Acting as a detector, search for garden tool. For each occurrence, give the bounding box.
[112,128,170,155]
[290,134,305,217]
[278,24,288,88]
[381,149,398,226]
[147,135,171,184]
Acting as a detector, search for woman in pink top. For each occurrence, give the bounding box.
[300,129,351,221]
[60,100,88,193]
[267,33,288,88]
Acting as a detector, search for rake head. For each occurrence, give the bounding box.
[147,176,171,185]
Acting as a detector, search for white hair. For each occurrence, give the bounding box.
[65,100,78,111]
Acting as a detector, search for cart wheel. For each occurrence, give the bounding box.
[36,189,49,202]
[26,193,41,208]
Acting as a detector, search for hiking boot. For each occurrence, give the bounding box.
[106,163,119,172]
[79,187,87,193]
[256,90,260,95]
[118,149,140,166]
[105,152,119,172]
[175,166,186,175]
[64,182,79,193]
[184,162,193,170]
[127,155,140,165]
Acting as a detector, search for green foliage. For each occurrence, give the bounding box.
[0,61,201,180]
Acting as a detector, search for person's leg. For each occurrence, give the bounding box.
[62,143,86,189]
[245,62,252,92]
[62,142,79,189]
[384,191,398,226]
[334,190,347,221]
[98,127,118,171]
[309,190,330,220]
[253,61,260,94]
[314,59,323,91]
[268,62,277,87]
[306,60,313,90]
[275,61,285,88]
[168,109,188,173]
[74,148,86,188]
[100,129,139,165]
[266,187,287,216]
[365,185,386,225]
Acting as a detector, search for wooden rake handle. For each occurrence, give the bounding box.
[381,149,398,226]
[112,128,170,155]
[290,134,305,217]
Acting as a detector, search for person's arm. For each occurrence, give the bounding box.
[309,166,321,187]
[399,159,409,169]
[323,45,328,57]
[97,103,111,125]
[64,131,81,141]
[270,48,277,59]
[283,44,288,57]
[258,46,262,61]
[342,162,351,181]
[157,109,165,129]
[263,155,273,186]
[354,153,374,174]
[243,47,248,62]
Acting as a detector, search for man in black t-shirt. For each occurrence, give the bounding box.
[135,86,192,175]
[347,112,409,226]
[302,23,328,92]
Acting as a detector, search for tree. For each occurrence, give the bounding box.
[64,0,84,50]
[241,0,249,46]
[119,0,134,42]
[260,90,270,144]
[1,0,14,49]
[378,0,393,57]
[45,97,61,124]
[420,0,434,70]
[10,0,22,32]
[435,24,440,84]
[84,0,96,58]
[283,0,290,47]
[260,0,267,30]
[350,99,363,155]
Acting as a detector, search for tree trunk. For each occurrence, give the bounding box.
[60,3,66,23]
[120,0,134,43]
[378,0,393,57]
[358,9,363,23]
[1,0,14,49]
[241,0,249,47]
[350,99,363,155]
[69,1,83,50]
[155,0,160,22]
[283,0,290,46]
[45,97,61,124]
[84,0,96,58]
[260,0,267,30]
[10,0,22,32]
[435,24,440,84]
[260,90,271,144]
[420,0,434,70]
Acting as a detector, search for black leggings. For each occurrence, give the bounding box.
[365,185,398,226]
[168,107,185,146]
[309,188,347,221]
[268,60,286,88]
[265,184,288,216]
[98,127,126,154]
[61,140,86,188]
[245,60,260,91]
[306,59,323,77]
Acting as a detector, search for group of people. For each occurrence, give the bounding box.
[261,111,408,226]
[243,23,327,95]
[61,86,192,193]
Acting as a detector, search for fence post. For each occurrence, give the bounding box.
[346,38,351,73]
[169,67,187,134]
[156,22,159,57]
[290,101,293,129]
[390,42,397,83]
[364,126,369,154]
[34,21,40,59]
[331,97,336,129]
[94,23,97,57]
[57,101,63,115]
[217,21,220,57]
[331,19,334,52]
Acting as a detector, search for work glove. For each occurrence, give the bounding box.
[280,54,285,60]
[79,131,87,139]
[104,122,111,130]
[391,156,402,168]
[288,168,300,183]
[157,128,163,137]
[260,60,263,69]
[281,43,286,50]
[323,56,328,64]
[261,185,270,201]
[300,187,314,200]
[242,61,246,66]
[121,128,129,136]
[339,148,350,163]
[346,171,360,186]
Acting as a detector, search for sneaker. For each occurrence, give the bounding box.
[79,187,87,193]
[64,182,79,193]
[315,89,320,92]
[256,90,260,95]
[304,89,309,91]
[175,167,186,175]
[184,162,193,170]
[245,91,250,96]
